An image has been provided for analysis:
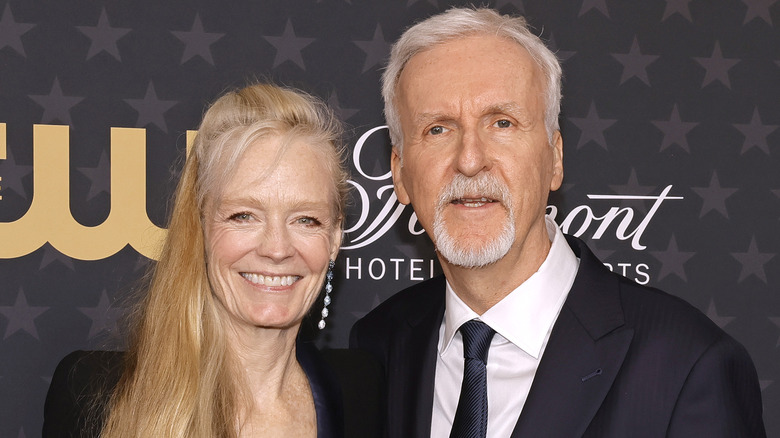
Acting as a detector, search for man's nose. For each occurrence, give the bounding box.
[454,129,492,177]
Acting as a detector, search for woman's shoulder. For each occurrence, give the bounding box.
[43,350,125,438]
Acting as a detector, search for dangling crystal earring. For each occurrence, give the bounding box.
[318,260,335,330]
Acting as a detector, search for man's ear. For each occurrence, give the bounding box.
[391,147,411,205]
[550,131,564,191]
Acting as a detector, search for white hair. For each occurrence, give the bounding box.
[382,7,562,152]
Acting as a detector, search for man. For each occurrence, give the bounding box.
[350,7,766,438]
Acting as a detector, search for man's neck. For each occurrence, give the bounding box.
[440,228,552,315]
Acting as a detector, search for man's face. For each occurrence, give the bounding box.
[391,34,563,269]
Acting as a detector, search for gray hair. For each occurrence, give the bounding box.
[381,7,562,152]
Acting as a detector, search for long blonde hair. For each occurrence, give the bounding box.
[101,83,348,437]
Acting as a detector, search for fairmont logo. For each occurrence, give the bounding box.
[0,124,683,261]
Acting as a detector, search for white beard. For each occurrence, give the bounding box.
[431,173,514,268]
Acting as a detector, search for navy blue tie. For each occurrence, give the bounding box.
[450,320,496,438]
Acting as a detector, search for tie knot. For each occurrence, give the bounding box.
[459,320,495,363]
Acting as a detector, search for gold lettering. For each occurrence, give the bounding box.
[0,125,172,260]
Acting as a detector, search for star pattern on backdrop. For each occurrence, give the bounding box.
[612,37,659,85]
[39,244,75,271]
[76,8,130,61]
[0,148,32,199]
[734,108,776,155]
[0,288,49,340]
[78,290,124,339]
[123,82,178,133]
[652,104,697,153]
[171,13,224,65]
[662,0,693,21]
[608,168,658,213]
[29,78,84,125]
[353,25,390,73]
[264,20,315,69]
[694,41,739,89]
[77,150,111,200]
[731,236,775,283]
[649,235,695,282]
[569,102,617,150]
[579,0,610,18]
[328,92,360,122]
[706,299,735,329]
[690,172,737,219]
[771,317,780,347]
[0,3,35,56]
[743,0,775,24]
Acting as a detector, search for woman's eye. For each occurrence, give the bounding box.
[229,212,252,221]
[428,126,447,135]
[297,217,321,226]
[494,119,512,128]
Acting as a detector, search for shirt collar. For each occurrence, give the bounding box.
[441,216,579,358]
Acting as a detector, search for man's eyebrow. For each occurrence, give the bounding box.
[413,112,451,126]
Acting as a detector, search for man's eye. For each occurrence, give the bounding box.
[428,126,447,135]
[494,119,512,128]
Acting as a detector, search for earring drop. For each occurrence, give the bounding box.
[318,260,335,330]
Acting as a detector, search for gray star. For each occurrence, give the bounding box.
[328,92,359,122]
[731,237,774,283]
[743,0,774,24]
[759,380,772,391]
[579,0,610,18]
[649,235,695,282]
[569,102,617,150]
[608,168,658,213]
[171,13,224,65]
[264,20,315,69]
[0,148,32,199]
[691,172,737,218]
[29,78,84,125]
[77,150,110,200]
[76,8,130,60]
[652,104,697,153]
[705,299,734,329]
[547,34,576,64]
[0,288,48,340]
[124,82,178,132]
[353,25,390,73]
[612,37,659,85]
[40,244,75,270]
[78,290,124,339]
[734,108,776,155]
[0,3,35,56]
[585,239,617,263]
[351,294,382,320]
[662,0,693,21]
[694,41,739,88]
[770,317,780,347]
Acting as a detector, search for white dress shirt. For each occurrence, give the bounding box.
[430,216,580,438]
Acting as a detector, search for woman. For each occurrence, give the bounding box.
[43,83,383,437]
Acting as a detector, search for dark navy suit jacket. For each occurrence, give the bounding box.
[44,340,383,437]
[351,235,766,437]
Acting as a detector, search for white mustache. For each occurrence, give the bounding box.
[436,173,511,210]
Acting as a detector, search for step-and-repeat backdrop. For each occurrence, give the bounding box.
[1,0,778,435]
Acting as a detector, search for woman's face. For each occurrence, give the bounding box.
[204,136,341,332]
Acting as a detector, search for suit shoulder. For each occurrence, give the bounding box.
[355,276,445,328]
[44,350,124,437]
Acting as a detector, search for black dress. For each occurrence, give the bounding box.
[43,340,384,438]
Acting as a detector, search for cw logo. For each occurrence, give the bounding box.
[0,124,196,261]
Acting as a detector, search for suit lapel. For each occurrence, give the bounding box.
[511,236,634,437]
[390,277,445,438]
